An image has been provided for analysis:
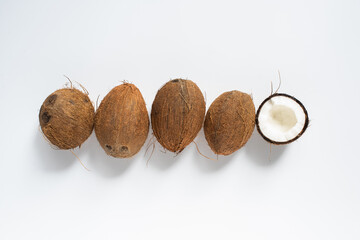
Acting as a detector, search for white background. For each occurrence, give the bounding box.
[1,0,359,239]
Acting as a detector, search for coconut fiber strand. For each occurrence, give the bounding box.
[204,90,255,155]
[39,88,95,149]
[95,83,149,158]
[151,79,205,153]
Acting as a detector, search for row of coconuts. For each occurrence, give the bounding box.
[39,79,309,158]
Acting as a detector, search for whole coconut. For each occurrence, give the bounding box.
[95,83,149,158]
[151,79,205,153]
[39,88,95,149]
[204,90,255,155]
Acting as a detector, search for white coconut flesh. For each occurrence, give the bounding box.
[257,95,307,143]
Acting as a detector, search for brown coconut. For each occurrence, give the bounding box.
[94,83,149,158]
[204,90,255,155]
[39,88,95,149]
[151,79,205,153]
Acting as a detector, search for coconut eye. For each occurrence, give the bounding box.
[256,93,308,144]
[120,146,128,152]
[45,94,57,106]
[41,112,51,124]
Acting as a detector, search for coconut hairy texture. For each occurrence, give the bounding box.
[204,90,255,155]
[151,79,206,153]
[255,93,309,145]
[94,83,149,158]
[39,88,95,149]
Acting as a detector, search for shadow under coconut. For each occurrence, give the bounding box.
[84,133,135,178]
[245,130,286,166]
[191,129,235,173]
[144,135,182,171]
[34,127,75,171]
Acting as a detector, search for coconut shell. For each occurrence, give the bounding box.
[204,90,255,155]
[39,88,95,149]
[151,79,205,153]
[94,83,149,158]
[255,93,309,145]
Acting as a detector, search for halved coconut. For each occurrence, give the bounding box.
[256,93,308,144]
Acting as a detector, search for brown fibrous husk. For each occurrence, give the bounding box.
[204,90,255,155]
[94,83,149,158]
[151,79,206,153]
[39,88,95,149]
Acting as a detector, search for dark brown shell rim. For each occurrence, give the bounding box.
[255,93,309,145]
